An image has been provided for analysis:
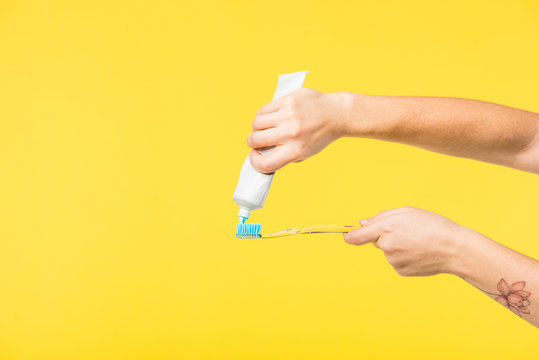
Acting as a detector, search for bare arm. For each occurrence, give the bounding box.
[247,89,539,174]
[344,95,539,173]
[343,207,539,328]
[246,90,539,327]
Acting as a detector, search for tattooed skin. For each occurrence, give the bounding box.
[487,279,532,316]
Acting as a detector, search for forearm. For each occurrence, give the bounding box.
[451,227,539,327]
[338,94,539,173]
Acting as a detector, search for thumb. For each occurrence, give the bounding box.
[343,222,383,246]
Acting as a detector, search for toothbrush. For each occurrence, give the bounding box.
[235,224,360,239]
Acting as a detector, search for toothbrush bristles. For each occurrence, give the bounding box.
[236,223,262,239]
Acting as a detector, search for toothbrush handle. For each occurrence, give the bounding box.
[262,225,360,239]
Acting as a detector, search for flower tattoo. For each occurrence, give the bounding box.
[493,279,531,316]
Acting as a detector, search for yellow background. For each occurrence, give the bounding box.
[1,0,538,359]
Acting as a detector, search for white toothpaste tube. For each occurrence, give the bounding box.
[233,71,309,223]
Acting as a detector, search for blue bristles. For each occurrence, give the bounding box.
[236,223,262,239]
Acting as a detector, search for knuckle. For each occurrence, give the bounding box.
[288,96,302,114]
[288,122,301,139]
[382,243,395,254]
[291,145,304,160]
[258,160,274,173]
[379,239,396,253]
[249,133,259,148]
[394,266,411,277]
[283,107,296,122]
[381,222,395,233]
[284,94,295,108]
[251,117,261,130]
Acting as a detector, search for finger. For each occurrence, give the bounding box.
[247,128,286,149]
[249,146,294,173]
[257,97,286,116]
[360,207,409,226]
[252,112,281,131]
[343,222,384,246]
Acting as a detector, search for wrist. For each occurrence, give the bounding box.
[323,92,354,139]
[339,94,414,139]
[334,93,392,138]
[445,225,490,279]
